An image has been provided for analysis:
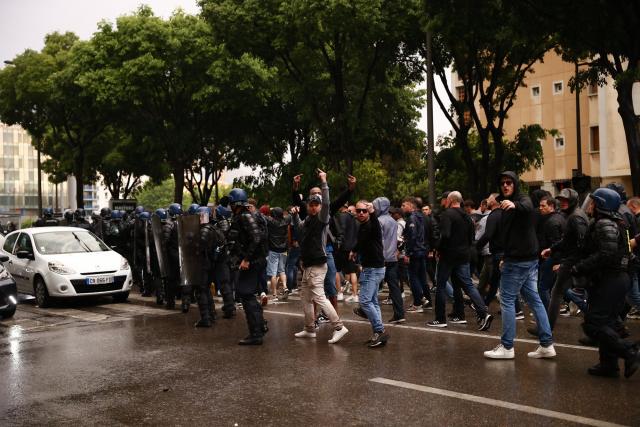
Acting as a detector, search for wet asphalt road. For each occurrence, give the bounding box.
[1,292,640,426]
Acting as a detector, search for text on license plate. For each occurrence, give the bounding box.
[86,276,114,285]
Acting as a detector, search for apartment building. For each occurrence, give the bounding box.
[452,51,631,195]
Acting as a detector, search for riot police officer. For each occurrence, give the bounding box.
[214,205,236,318]
[151,208,169,306]
[228,188,268,345]
[193,207,220,327]
[573,188,640,378]
[62,209,74,226]
[188,203,200,215]
[133,209,152,296]
[73,209,92,230]
[34,208,59,227]
[162,203,182,309]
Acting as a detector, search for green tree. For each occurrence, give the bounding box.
[201,0,425,175]
[424,0,553,199]
[134,178,193,211]
[524,0,640,195]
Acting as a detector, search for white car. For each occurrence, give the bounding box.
[1,227,133,307]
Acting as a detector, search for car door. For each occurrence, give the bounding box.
[11,233,36,294]
[1,232,19,285]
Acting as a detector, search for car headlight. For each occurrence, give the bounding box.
[48,262,76,275]
[120,258,130,270]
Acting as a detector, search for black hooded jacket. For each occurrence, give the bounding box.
[496,171,538,262]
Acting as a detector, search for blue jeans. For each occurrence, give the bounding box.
[408,254,428,306]
[626,273,640,308]
[285,246,300,291]
[359,267,386,333]
[566,288,588,312]
[323,250,337,297]
[500,260,553,349]
[538,257,555,310]
[435,260,488,322]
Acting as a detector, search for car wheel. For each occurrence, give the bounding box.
[0,304,16,319]
[112,291,129,303]
[34,277,51,308]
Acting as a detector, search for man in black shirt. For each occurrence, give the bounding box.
[426,191,493,331]
[351,200,389,348]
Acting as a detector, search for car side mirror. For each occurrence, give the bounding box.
[16,250,34,260]
[0,254,8,263]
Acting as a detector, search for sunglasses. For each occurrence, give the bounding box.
[355,208,368,213]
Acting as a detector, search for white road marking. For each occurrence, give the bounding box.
[262,309,598,352]
[369,377,627,427]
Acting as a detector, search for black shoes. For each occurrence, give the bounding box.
[477,313,493,331]
[389,317,406,324]
[222,311,235,319]
[165,300,176,310]
[588,364,619,378]
[368,331,389,348]
[624,347,640,379]
[156,296,164,305]
[238,335,263,345]
[578,336,597,347]
[195,319,213,328]
[181,302,190,313]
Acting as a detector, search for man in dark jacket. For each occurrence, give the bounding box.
[351,200,389,347]
[537,195,566,310]
[426,191,493,331]
[401,197,431,312]
[484,171,556,360]
[534,188,589,333]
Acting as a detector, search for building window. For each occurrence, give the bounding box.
[456,86,465,102]
[553,81,563,95]
[531,85,540,97]
[588,82,598,96]
[554,136,565,150]
[589,126,600,152]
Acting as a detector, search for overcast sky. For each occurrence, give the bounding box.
[1,0,451,183]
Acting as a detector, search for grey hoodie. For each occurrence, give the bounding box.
[373,197,398,263]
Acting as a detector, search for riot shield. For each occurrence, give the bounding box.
[177,215,201,288]
[151,215,168,278]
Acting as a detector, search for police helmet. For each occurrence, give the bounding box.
[74,209,86,220]
[168,203,182,217]
[139,211,151,221]
[188,203,200,215]
[228,188,248,207]
[590,188,621,213]
[155,208,168,220]
[63,209,74,222]
[111,210,124,220]
[134,205,145,216]
[100,207,112,219]
[42,207,54,218]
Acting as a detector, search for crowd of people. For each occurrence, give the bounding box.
[28,168,640,378]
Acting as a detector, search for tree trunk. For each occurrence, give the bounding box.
[172,162,184,205]
[616,82,640,195]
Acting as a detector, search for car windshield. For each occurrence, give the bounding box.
[33,231,110,255]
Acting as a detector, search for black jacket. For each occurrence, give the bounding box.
[537,211,565,253]
[497,171,538,262]
[550,206,589,266]
[403,211,426,256]
[230,211,264,263]
[293,183,330,267]
[266,215,290,253]
[353,212,384,268]
[438,207,473,264]
[574,216,630,279]
[335,211,358,252]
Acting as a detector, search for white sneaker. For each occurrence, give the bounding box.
[345,295,354,302]
[527,344,556,359]
[484,344,515,359]
[352,296,359,303]
[337,292,344,301]
[294,330,316,338]
[328,326,349,344]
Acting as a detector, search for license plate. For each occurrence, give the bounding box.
[86,276,114,285]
